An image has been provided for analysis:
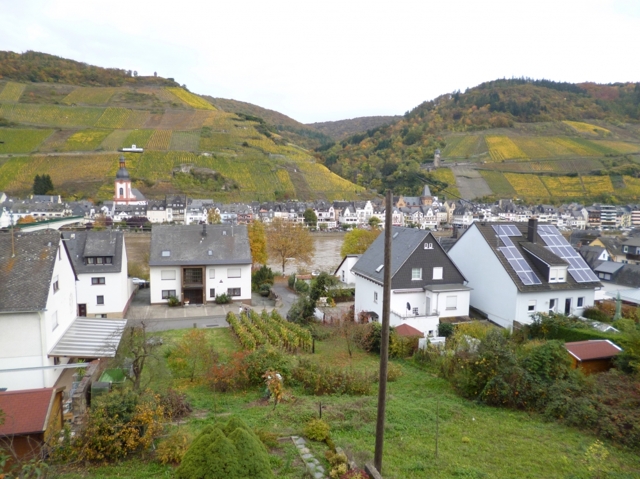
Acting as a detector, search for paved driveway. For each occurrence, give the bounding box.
[125,287,282,332]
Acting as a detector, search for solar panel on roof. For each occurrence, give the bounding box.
[492,225,542,285]
[537,225,599,283]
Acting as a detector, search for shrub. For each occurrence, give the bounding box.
[206,435,240,478]
[156,429,191,465]
[341,469,369,479]
[215,293,231,304]
[159,388,193,420]
[390,333,419,358]
[252,265,275,291]
[582,306,612,322]
[254,428,279,449]
[229,428,274,479]
[167,295,180,307]
[304,419,330,442]
[207,351,250,392]
[438,322,454,338]
[287,273,296,288]
[386,362,403,382]
[259,284,271,297]
[294,279,310,293]
[64,390,164,462]
[244,346,292,386]
[356,322,382,353]
[292,358,375,395]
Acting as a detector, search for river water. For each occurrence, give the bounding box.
[266,232,345,276]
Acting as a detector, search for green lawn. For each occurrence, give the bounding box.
[54,326,640,479]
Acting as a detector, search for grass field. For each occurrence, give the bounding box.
[479,170,516,196]
[165,87,216,110]
[0,128,53,154]
[53,326,640,479]
[0,81,26,101]
[504,173,550,197]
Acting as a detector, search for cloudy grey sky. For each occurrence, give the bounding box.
[1,0,639,123]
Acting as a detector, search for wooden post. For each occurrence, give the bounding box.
[374,189,393,473]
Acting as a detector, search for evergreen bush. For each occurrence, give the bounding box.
[229,428,274,479]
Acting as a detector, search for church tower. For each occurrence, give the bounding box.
[114,156,136,204]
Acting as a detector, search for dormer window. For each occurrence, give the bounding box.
[549,266,567,283]
[162,250,171,257]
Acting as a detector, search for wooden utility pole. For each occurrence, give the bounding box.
[374,189,393,473]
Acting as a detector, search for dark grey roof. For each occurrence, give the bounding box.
[578,245,606,268]
[0,230,63,312]
[623,237,640,247]
[612,264,640,288]
[149,224,251,266]
[469,223,600,292]
[351,227,466,288]
[594,262,624,274]
[521,242,568,266]
[62,231,123,274]
[597,237,624,256]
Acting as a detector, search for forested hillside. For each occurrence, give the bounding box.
[314,79,640,202]
[307,115,401,140]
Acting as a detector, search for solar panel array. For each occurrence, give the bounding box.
[537,225,600,283]
[492,225,542,285]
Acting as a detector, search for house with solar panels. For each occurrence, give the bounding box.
[352,227,471,337]
[448,219,601,329]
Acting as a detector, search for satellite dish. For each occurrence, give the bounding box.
[406,302,411,311]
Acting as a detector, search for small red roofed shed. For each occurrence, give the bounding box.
[0,387,65,465]
[395,323,424,337]
[564,340,622,374]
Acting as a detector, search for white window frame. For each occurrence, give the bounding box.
[433,267,443,280]
[162,290,176,299]
[412,307,419,316]
[91,277,105,285]
[210,288,216,298]
[446,295,457,310]
[228,268,241,278]
[549,298,558,313]
[374,291,378,303]
[53,276,59,293]
[227,287,241,297]
[527,300,536,313]
[97,295,105,305]
[161,270,176,280]
[209,269,216,279]
[577,297,585,308]
[411,268,422,280]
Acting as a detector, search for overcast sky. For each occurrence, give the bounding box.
[1,0,639,123]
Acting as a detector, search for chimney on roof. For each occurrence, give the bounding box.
[528,218,538,244]
[202,224,207,237]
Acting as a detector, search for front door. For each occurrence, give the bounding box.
[78,304,86,317]
[564,298,571,316]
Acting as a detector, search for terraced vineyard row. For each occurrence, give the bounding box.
[62,87,118,105]
[227,309,312,352]
[0,82,26,102]
[165,87,216,110]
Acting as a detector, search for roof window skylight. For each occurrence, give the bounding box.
[161,250,171,257]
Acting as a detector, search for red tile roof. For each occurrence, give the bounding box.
[565,340,622,361]
[395,323,424,337]
[0,388,55,436]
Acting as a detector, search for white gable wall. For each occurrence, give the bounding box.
[514,289,595,325]
[354,275,383,320]
[448,225,519,328]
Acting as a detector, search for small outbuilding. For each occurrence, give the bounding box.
[564,340,622,374]
[0,387,65,464]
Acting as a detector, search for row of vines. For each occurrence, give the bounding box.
[226,309,312,352]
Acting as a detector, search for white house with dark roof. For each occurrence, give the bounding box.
[352,227,471,337]
[0,231,126,391]
[448,219,601,329]
[62,231,135,318]
[334,254,360,286]
[149,224,252,305]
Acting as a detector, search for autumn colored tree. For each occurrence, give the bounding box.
[303,208,317,228]
[167,329,216,382]
[340,228,381,257]
[266,218,313,273]
[17,215,36,224]
[208,209,222,224]
[247,220,268,266]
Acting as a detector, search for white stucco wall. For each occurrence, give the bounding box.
[0,239,76,390]
[150,263,252,304]
[354,275,383,320]
[514,289,596,325]
[335,256,360,285]
[448,225,519,328]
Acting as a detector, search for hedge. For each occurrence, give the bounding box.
[546,325,621,343]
